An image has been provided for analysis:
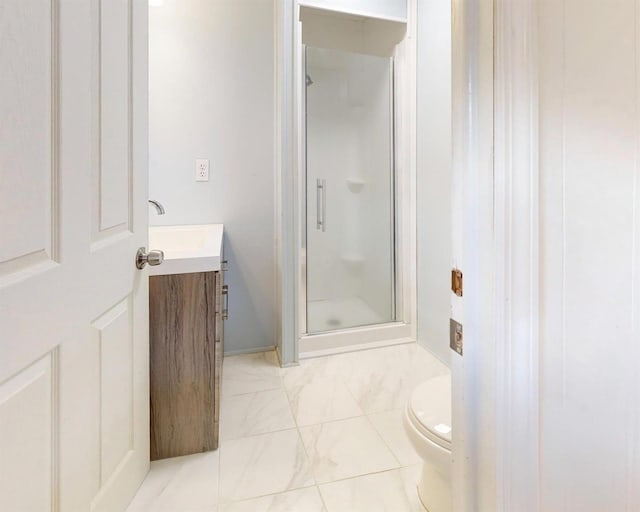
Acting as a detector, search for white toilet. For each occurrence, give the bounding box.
[403,374,452,512]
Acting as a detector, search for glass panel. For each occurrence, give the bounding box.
[305,46,395,334]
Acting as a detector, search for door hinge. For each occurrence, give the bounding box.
[450,319,463,356]
[451,268,463,297]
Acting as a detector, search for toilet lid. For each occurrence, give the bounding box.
[409,374,452,448]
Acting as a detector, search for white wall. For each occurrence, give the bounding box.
[415,0,452,365]
[538,0,640,508]
[149,0,276,354]
[300,6,406,57]
[299,0,407,22]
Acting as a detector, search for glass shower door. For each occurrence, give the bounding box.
[305,46,395,334]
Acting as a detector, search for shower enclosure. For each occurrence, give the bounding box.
[303,46,396,337]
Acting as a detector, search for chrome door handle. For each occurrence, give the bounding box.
[316,179,326,232]
[136,247,164,269]
[222,285,229,320]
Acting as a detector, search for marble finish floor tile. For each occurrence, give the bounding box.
[299,417,399,484]
[127,451,219,512]
[128,344,447,512]
[330,344,449,414]
[280,356,338,389]
[219,429,315,503]
[220,388,295,441]
[400,465,427,511]
[126,456,187,511]
[219,487,326,512]
[222,351,283,397]
[368,409,422,467]
[282,357,363,426]
[319,468,426,512]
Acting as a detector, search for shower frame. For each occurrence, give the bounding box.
[275,1,418,364]
[301,45,398,337]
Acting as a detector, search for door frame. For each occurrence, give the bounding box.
[274,0,301,366]
[451,0,541,509]
[274,0,418,365]
[493,0,541,509]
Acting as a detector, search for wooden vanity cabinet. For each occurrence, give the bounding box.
[149,267,226,460]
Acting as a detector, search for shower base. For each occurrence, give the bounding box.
[300,298,413,360]
[307,296,386,334]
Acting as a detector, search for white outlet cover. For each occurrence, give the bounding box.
[196,159,209,182]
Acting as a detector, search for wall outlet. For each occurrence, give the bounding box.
[196,159,209,181]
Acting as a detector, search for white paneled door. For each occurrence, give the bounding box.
[0,1,149,511]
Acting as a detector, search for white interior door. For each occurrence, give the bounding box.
[0,1,149,511]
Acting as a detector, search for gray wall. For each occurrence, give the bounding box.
[149,0,276,354]
[416,0,452,365]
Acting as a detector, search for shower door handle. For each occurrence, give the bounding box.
[316,179,326,232]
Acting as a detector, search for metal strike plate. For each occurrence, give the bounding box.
[450,319,463,356]
[451,268,463,297]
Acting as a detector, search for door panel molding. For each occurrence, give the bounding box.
[0,0,60,282]
[91,297,134,487]
[0,352,59,512]
[92,0,134,247]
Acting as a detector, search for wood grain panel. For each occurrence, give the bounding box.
[150,271,217,460]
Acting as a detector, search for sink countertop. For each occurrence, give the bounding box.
[148,224,224,276]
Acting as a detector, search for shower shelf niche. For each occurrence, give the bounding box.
[341,254,365,272]
[346,178,366,193]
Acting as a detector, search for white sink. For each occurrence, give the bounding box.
[148,224,224,276]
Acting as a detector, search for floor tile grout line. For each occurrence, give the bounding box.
[281,353,364,427]
[278,359,323,492]
[316,465,413,488]
[219,351,320,505]
[314,484,329,512]
[363,411,405,469]
[217,482,319,508]
[220,383,288,397]
[218,425,301,445]
[328,351,377,417]
[219,385,296,443]
[279,358,333,499]
[221,422,299,444]
[281,368,303,430]
[366,408,423,468]
[295,411,365,429]
[296,416,403,489]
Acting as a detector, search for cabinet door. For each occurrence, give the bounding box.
[149,272,216,460]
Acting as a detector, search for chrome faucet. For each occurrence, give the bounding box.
[148,199,165,215]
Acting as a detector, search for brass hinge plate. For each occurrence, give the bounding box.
[451,268,463,297]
